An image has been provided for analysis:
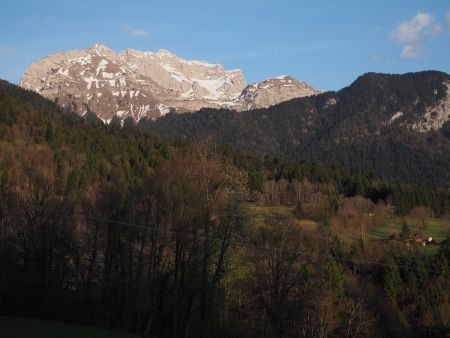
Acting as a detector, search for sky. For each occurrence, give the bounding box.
[0,0,449,91]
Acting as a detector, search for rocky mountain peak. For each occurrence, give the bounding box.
[237,75,318,110]
[91,43,114,53]
[20,43,317,122]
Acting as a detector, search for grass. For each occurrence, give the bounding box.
[368,217,450,242]
[243,203,319,231]
[243,202,449,255]
[0,317,138,338]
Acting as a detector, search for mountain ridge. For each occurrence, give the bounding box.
[140,70,450,186]
[20,44,317,122]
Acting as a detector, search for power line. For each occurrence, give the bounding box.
[3,202,448,274]
[69,210,449,275]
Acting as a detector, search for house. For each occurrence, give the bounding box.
[414,234,426,246]
[388,232,434,248]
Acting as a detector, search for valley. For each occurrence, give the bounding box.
[0,78,449,337]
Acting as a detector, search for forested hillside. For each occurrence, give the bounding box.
[0,80,449,338]
[142,71,450,186]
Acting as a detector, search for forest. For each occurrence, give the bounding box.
[143,71,450,187]
[0,79,449,338]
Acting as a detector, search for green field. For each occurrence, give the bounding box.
[243,203,319,231]
[244,203,450,245]
[0,317,138,338]
[368,217,450,242]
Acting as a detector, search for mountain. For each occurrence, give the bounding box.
[17,49,450,186]
[237,75,317,110]
[2,78,450,338]
[142,71,450,186]
[20,44,317,122]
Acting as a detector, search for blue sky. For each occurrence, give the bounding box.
[0,0,449,90]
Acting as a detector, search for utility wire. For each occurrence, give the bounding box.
[63,210,449,275]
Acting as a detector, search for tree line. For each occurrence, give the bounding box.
[0,79,449,337]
